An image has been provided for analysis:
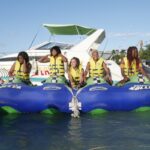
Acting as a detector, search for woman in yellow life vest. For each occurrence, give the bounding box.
[68,57,84,88]
[84,50,112,85]
[119,46,150,85]
[38,46,68,84]
[8,51,32,85]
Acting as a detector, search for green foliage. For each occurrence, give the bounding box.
[140,45,150,60]
[111,49,126,64]
[112,54,121,64]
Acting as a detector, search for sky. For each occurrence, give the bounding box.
[0,0,150,54]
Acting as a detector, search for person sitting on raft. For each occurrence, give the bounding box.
[68,57,84,89]
[84,49,112,85]
[38,46,68,83]
[8,51,32,85]
[118,46,150,85]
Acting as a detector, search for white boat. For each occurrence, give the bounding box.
[0,24,123,84]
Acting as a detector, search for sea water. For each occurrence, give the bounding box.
[0,112,150,150]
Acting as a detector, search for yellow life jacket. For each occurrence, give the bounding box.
[14,61,30,80]
[69,65,82,86]
[121,57,142,77]
[89,58,104,78]
[49,56,65,76]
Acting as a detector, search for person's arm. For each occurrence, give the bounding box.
[22,60,32,74]
[61,54,68,63]
[103,62,112,82]
[60,54,68,72]
[8,62,16,77]
[29,63,32,73]
[79,69,84,84]
[76,69,85,88]
[120,58,129,82]
[26,63,32,74]
[38,55,50,63]
[84,62,90,81]
[68,72,75,88]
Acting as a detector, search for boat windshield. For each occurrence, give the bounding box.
[35,42,73,50]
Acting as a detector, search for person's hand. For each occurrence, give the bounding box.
[77,83,82,89]
[119,79,126,84]
[23,58,26,64]
[8,71,14,77]
[105,74,111,81]
[70,82,75,88]
[108,75,112,82]
[120,77,129,84]
[123,76,129,82]
[83,77,86,83]
[105,74,113,85]
[108,77,113,85]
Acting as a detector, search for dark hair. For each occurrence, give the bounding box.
[50,46,61,56]
[127,46,140,69]
[70,57,80,68]
[17,51,29,63]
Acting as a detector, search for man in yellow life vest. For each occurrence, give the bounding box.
[68,57,84,89]
[38,46,68,84]
[118,46,150,85]
[84,50,112,85]
[8,51,32,85]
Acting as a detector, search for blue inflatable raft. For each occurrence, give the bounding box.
[0,83,73,113]
[0,82,150,114]
[77,83,150,112]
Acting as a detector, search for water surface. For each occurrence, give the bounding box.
[1,112,150,150]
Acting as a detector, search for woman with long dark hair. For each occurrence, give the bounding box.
[119,46,150,85]
[9,51,32,85]
[38,46,68,83]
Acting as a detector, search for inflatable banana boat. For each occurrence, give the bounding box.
[77,83,150,112]
[0,81,150,114]
[0,83,73,113]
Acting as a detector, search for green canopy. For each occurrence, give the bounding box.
[43,24,96,35]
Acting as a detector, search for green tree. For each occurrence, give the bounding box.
[111,49,126,64]
[140,44,150,60]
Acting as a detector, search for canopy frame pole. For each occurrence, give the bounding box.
[28,26,41,49]
[75,25,84,41]
[82,29,95,40]
[49,33,56,44]
[75,25,80,35]
[86,29,95,35]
